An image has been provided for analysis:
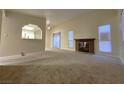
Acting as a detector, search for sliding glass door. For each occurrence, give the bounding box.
[52,32,61,48]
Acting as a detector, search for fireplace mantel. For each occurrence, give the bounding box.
[74,38,95,40]
[75,38,95,54]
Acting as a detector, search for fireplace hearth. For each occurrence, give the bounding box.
[75,38,95,54]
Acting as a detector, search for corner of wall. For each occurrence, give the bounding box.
[120,57,124,64]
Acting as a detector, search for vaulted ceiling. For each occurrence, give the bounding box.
[7,9,96,26]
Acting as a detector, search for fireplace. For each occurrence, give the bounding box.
[75,38,95,54]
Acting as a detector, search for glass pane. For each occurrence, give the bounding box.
[122,10,124,41]
[53,33,60,48]
[68,31,73,48]
[99,41,111,52]
[69,40,73,48]
[68,31,73,40]
[98,25,111,52]
[123,28,124,41]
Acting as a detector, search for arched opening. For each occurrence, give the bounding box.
[22,24,42,39]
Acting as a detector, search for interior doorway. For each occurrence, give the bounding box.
[52,32,61,48]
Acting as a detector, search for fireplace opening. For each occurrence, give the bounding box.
[75,38,95,54]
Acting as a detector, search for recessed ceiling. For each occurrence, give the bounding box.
[7,9,96,26]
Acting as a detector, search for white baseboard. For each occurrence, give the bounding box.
[59,48,120,59]
[0,51,42,60]
[0,51,45,65]
[0,54,21,60]
[95,52,119,59]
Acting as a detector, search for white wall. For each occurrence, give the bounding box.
[0,10,2,40]
[0,11,46,57]
[46,10,120,57]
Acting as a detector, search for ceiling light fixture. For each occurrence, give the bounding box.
[47,26,51,30]
[46,20,50,25]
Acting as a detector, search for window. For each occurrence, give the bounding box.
[122,24,124,42]
[68,31,74,48]
[98,24,112,52]
[121,10,124,41]
[22,24,42,40]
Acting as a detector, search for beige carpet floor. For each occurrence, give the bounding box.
[0,49,124,84]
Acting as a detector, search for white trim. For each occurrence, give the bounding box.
[0,51,43,64]
[0,54,21,60]
[0,51,42,58]
[95,52,119,59]
[61,48,75,51]
[120,57,124,64]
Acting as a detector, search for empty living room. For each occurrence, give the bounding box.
[0,9,124,84]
